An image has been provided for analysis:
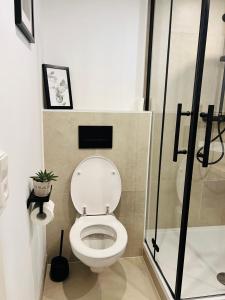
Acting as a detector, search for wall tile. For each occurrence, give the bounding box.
[43,111,151,261]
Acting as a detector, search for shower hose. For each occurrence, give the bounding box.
[196,115,225,165]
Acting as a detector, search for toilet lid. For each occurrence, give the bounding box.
[71,156,122,215]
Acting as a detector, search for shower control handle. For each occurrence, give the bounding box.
[198,105,214,167]
[173,103,191,162]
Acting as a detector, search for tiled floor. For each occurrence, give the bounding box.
[42,257,161,300]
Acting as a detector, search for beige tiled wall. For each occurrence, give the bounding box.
[43,111,151,261]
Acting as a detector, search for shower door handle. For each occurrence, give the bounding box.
[198,105,214,167]
[173,103,191,162]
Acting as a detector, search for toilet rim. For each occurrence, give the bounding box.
[70,216,128,259]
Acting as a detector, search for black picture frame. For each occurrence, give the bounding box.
[42,64,73,110]
[14,0,35,43]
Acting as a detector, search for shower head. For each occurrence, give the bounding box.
[221,56,225,63]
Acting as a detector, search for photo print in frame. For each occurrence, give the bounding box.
[42,64,73,110]
[14,0,35,43]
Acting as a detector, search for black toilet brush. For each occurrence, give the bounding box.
[50,230,69,282]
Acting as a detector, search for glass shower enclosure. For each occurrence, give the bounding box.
[145,0,225,299]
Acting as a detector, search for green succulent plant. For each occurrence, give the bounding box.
[30,170,58,182]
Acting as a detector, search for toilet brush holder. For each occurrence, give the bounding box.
[50,230,69,282]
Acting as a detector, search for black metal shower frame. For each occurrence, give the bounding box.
[144,0,225,299]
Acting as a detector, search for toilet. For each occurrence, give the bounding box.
[69,156,128,273]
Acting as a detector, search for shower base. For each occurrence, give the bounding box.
[145,226,225,300]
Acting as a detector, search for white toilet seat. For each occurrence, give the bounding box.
[70,215,127,259]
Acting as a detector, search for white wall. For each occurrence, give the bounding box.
[0,1,46,300]
[40,0,148,111]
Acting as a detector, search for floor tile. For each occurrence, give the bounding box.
[42,257,160,300]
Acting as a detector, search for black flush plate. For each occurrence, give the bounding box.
[78,126,113,149]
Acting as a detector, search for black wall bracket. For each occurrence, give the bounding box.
[27,186,52,218]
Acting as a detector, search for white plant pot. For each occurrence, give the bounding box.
[33,180,52,197]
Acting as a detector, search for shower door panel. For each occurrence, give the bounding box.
[182,1,225,299]
[145,0,172,255]
[153,0,202,295]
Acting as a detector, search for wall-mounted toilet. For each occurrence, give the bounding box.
[69,156,128,273]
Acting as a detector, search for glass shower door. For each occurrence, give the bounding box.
[145,0,202,296]
[145,0,173,256]
[154,0,202,295]
[145,0,224,299]
[182,1,225,298]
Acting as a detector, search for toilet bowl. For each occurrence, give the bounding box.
[69,156,128,273]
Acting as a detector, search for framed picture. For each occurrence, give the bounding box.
[42,64,73,109]
[14,0,35,43]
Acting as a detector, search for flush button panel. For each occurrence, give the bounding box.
[78,126,113,149]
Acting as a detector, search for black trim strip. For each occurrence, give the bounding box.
[175,1,210,299]
[144,0,155,111]
[153,0,174,259]
[183,293,225,300]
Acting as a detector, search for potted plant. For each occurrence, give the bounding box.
[31,170,58,197]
